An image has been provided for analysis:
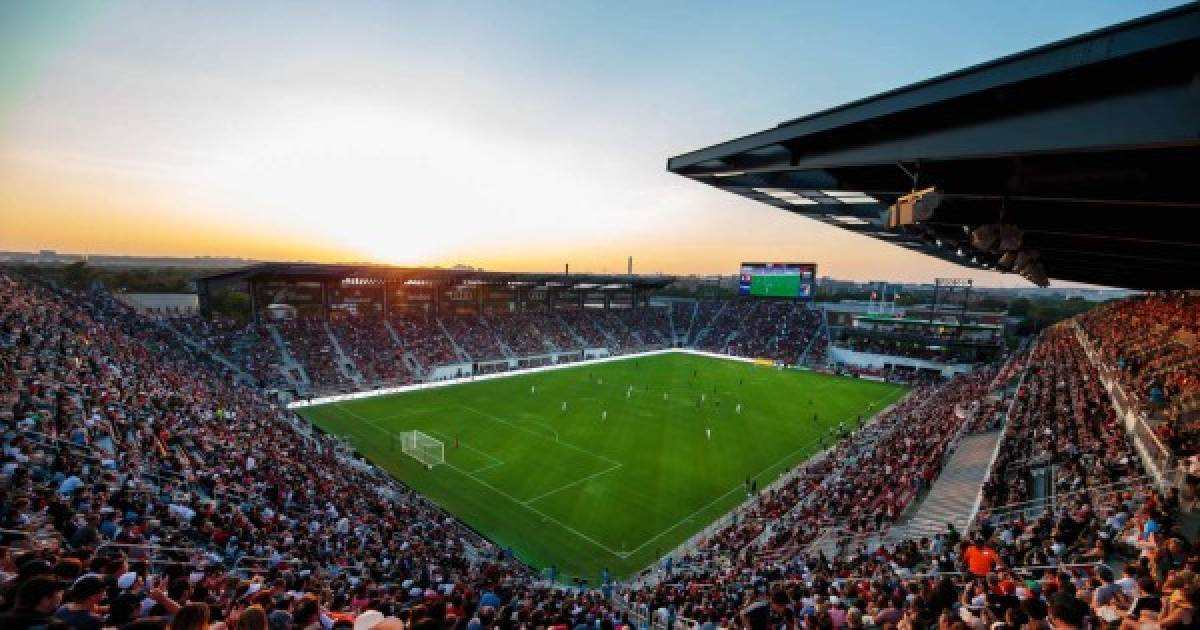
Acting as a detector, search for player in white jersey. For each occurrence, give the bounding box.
[706,428,711,440]
[601,410,607,421]
[531,385,536,394]
[736,403,742,415]
[561,401,567,412]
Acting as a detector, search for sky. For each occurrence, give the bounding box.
[0,1,1184,284]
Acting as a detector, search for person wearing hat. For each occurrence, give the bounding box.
[0,575,69,630]
[55,575,106,630]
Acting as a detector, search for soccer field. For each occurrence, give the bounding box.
[297,353,908,581]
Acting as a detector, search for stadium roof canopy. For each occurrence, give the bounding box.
[197,263,674,291]
[667,2,1200,289]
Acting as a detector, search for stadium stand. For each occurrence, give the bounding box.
[329,314,414,388]
[1079,295,1200,460]
[276,319,355,392]
[0,269,1195,630]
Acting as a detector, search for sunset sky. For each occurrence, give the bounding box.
[0,1,1181,283]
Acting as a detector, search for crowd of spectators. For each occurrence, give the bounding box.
[1079,294,1200,458]
[389,313,462,373]
[614,327,1193,630]
[276,320,355,392]
[0,271,574,630]
[723,303,822,365]
[6,273,1194,630]
[174,301,829,396]
[555,312,612,349]
[979,324,1146,514]
[481,314,553,357]
[329,315,414,388]
[173,318,287,389]
[438,317,505,361]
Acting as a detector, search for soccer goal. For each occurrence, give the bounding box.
[398,430,445,468]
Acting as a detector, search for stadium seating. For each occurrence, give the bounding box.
[1,271,1191,630]
[276,318,355,392]
[329,314,414,387]
[1080,295,1200,458]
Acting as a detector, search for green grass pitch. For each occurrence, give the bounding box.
[297,353,907,581]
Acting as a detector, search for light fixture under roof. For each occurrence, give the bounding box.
[756,188,878,205]
[831,215,872,225]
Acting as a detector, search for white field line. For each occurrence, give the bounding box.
[623,435,827,556]
[325,364,910,565]
[442,460,627,557]
[427,429,504,467]
[456,403,623,467]
[336,403,628,555]
[523,461,623,506]
[288,347,757,409]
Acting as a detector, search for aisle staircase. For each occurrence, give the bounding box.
[798,308,830,367]
[265,323,310,389]
[481,316,516,359]
[557,315,590,348]
[436,317,472,362]
[805,429,1003,559]
[160,320,253,385]
[692,301,729,347]
[382,319,425,379]
[890,429,1004,542]
[323,321,364,387]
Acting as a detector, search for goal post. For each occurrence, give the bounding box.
[399,430,445,468]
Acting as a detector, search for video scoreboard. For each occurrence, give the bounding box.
[738,262,817,299]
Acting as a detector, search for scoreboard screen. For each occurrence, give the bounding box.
[738,262,817,299]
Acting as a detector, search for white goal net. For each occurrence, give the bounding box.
[399,430,445,468]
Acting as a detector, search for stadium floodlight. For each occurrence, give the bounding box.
[399,431,445,468]
[1014,249,1040,274]
[887,186,942,228]
[969,224,1001,252]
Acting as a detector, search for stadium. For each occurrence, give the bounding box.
[2,3,1199,630]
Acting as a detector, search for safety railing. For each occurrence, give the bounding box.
[0,527,67,552]
[975,475,1154,525]
[1071,320,1181,489]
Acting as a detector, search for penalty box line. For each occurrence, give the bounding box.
[427,429,505,473]
[442,460,629,558]
[328,404,629,557]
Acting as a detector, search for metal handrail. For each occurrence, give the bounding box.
[978,475,1154,514]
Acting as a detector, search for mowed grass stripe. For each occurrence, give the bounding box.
[299,353,907,581]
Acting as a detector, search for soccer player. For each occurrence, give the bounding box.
[701,393,706,403]
[706,427,711,440]
[561,401,567,412]
[736,403,742,415]
[530,385,536,395]
[663,392,668,401]
[601,410,607,421]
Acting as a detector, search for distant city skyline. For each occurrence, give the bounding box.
[0,1,1183,286]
